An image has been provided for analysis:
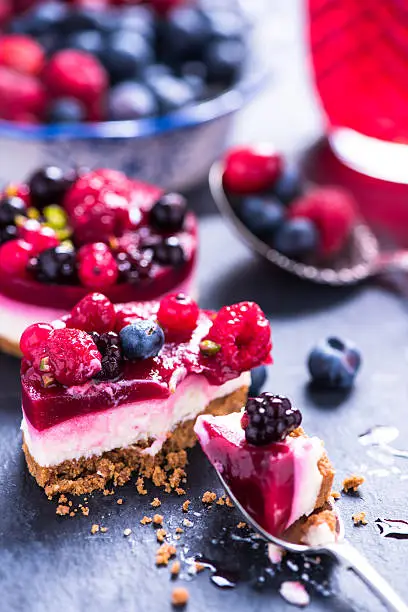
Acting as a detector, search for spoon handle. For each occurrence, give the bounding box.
[325,540,408,612]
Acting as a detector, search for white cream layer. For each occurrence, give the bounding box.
[22,371,250,467]
[0,273,196,349]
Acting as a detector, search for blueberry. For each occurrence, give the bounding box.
[59,8,102,34]
[273,218,319,258]
[0,225,18,245]
[150,193,187,232]
[28,166,72,209]
[308,337,361,389]
[180,62,207,97]
[120,320,165,360]
[147,74,195,113]
[160,8,211,63]
[143,64,172,81]
[108,82,158,121]
[118,6,155,41]
[100,32,153,84]
[13,2,67,36]
[32,244,77,284]
[249,365,267,397]
[154,237,186,267]
[205,9,246,42]
[204,39,245,86]
[64,30,104,56]
[239,197,285,240]
[273,165,303,205]
[47,98,86,124]
[0,197,27,226]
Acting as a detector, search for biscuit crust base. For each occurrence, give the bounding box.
[0,335,21,358]
[23,385,249,497]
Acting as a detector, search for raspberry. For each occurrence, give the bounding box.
[289,187,357,257]
[0,35,45,76]
[0,239,33,275]
[68,293,116,334]
[19,322,53,361]
[46,328,102,386]
[223,145,283,195]
[149,0,186,15]
[78,246,118,289]
[0,67,45,121]
[242,393,302,446]
[206,302,272,374]
[43,50,107,109]
[64,169,135,243]
[157,293,199,337]
[19,219,59,254]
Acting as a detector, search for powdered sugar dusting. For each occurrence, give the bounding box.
[279,581,310,607]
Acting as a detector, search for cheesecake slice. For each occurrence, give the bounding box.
[194,394,336,544]
[20,293,272,497]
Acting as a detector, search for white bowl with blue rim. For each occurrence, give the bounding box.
[0,64,266,192]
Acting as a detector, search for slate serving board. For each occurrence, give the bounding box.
[0,212,407,612]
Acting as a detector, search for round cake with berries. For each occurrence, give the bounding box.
[0,165,197,356]
[20,293,272,497]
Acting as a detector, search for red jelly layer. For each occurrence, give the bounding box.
[196,416,295,536]
[0,214,197,309]
[21,305,241,432]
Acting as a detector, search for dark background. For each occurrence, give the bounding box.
[1,2,408,611]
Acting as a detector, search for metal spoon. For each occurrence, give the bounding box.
[209,161,408,286]
[215,470,407,612]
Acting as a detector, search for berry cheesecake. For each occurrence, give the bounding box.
[194,393,336,545]
[0,166,197,356]
[20,294,272,496]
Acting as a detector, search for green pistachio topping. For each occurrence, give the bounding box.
[199,340,221,357]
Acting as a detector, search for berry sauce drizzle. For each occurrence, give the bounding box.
[21,306,239,432]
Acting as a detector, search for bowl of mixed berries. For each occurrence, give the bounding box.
[0,0,264,190]
[0,163,197,356]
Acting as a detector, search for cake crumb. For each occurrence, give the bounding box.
[202,491,217,504]
[153,513,164,526]
[352,511,368,526]
[331,490,341,500]
[56,504,69,516]
[58,494,67,504]
[136,477,147,495]
[103,489,114,496]
[182,500,190,513]
[216,496,225,506]
[343,475,365,493]
[123,528,132,537]
[175,527,183,534]
[171,587,189,607]
[195,562,205,573]
[156,543,177,566]
[237,522,246,529]
[69,511,75,517]
[117,498,124,505]
[225,496,234,508]
[183,519,193,528]
[91,524,99,535]
[140,516,152,525]
[68,501,73,507]
[174,535,181,541]
[156,528,167,543]
[175,488,186,496]
[81,506,89,516]
[151,497,161,508]
[100,527,108,533]
[170,560,181,577]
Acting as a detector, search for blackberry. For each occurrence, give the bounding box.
[0,225,18,245]
[116,248,153,284]
[154,237,186,267]
[0,196,27,226]
[150,193,187,233]
[28,166,74,210]
[91,332,123,381]
[29,244,77,284]
[243,393,302,446]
